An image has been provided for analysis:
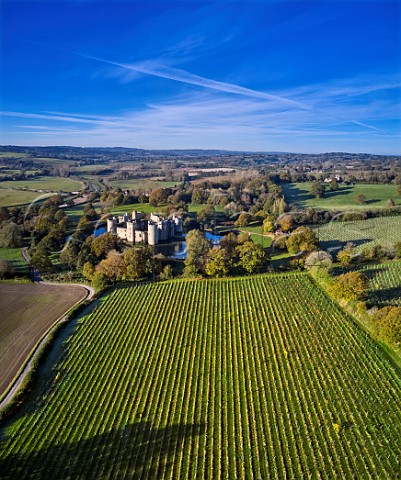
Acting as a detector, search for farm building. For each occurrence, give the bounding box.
[107,210,182,246]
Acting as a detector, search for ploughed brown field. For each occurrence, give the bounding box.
[0,283,87,397]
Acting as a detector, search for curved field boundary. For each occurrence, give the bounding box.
[0,283,94,409]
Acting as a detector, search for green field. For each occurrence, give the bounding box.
[315,215,401,253]
[283,182,400,210]
[239,224,274,247]
[109,179,180,190]
[0,248,28,276]
[0,153,26,159]
[351,261,401,308]
[1,274,400,478]
[0,176,83,193]
[0,189,53,207]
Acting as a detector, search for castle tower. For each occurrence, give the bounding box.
[126,221,135,243]
[107,217,117,234]
[148,222,159,246]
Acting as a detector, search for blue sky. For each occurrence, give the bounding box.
[1,0,400,153]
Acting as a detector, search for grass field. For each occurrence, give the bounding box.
[0,176,83,193]
[109,179,180,190]
[283,182,400,210]
[315,215,401,253]
[239,224,274,247]
[0,153,26,158]
[0,283,87,398]
[0,248,28,276]
[0,189,53,207]
[1,274,400,478]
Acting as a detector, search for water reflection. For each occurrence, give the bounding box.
[155,232,223,259]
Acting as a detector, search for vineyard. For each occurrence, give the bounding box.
[315,215,401,253]
[1,274,401,479]
[352,261,401,307]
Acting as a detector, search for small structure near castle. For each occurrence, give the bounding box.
[107,210,183,246]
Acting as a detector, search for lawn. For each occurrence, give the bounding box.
[0,176,84,193]
[1,274,400,478]
[0,248,28,276]
[0,283,87,398]
[283,182,400,210]
[238,224,273,247]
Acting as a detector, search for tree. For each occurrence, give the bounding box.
[124,246,154,280]
[234,212,251,228]
[77,216,94,236]
[310,181,325,198]
[92,271,109,291]
[183,229,210,277]
[236,241,267,274]
[371,306,401,346]
[277,214,293,232]
[355,193,367,204]
[191,188,204,205]
[286,226,318,254]
[219,232,239,268]
[0,222,23,248]
[82,261,95,281]
[395,241,401,259]
[91,233,120,260]
[330,178,339,191]
[0,259,15,279]
[159,264,173,281]
[304,251,333,271]
[337,243,354,267]
[97,250,126,280]
[205,246,230,278]
[328,271,368,302]
[197,205,215,223]
[263,216,275,234]
[30,245,52,274]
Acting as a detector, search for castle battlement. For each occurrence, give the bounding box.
[107,210,182,246]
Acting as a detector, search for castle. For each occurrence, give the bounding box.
[107,210,183,246]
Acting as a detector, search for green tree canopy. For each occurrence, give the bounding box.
[286,227,318,254]
[310,181,325,198]
[236,241,267,274]
[205,246,230,278]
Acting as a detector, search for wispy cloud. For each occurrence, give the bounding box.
[2,89,398,153]
[72,51,395,136]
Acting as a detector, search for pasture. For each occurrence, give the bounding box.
[0,189,52,207]
[0,283,87,398]
[0,248,28,276]
[109,179,180,190]
[283,182,400,210]
[0,176,83,193]
[1,274,400,479]
[315,215,401,253]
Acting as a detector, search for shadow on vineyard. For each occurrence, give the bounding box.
[319,237,372,253]
[367,286,401,307]
[0,420,205,479]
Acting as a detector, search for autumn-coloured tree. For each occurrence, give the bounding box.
[328,271,368,302]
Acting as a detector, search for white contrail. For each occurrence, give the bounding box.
[74,51,391,135]
[76,52,312,110]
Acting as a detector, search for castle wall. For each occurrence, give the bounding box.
[108,212,182,246]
